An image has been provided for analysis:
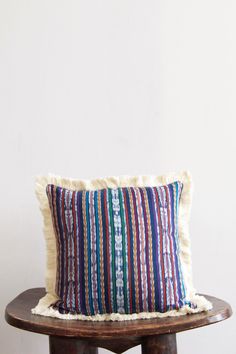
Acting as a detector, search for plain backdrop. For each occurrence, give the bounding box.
[0,1,235,353]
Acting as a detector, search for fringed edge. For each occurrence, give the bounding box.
[31,294,212,321]
[33,170,207,320]
[31,293,59,313]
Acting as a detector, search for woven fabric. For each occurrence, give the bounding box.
[46,181,194,316]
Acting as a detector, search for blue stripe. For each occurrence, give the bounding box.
[108,188,117,313]
[146,187,162,312]
[101,189,110,313]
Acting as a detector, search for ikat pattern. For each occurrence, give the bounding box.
[46,182,194,316]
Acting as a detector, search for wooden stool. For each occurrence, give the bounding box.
[5,288,232,354]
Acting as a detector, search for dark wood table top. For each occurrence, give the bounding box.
[5,288,232,339]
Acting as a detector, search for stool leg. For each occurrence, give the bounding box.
[142,334,177,354]
[49,336,98,354]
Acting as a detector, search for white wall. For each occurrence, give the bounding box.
[0,1,235,353]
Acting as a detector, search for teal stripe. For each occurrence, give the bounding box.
[108,188,117,312]
[85,191,94,315]
[118,188,128,313]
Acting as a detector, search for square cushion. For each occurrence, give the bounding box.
[31,171,212,321]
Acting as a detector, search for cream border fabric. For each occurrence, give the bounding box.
[31,171,212,321]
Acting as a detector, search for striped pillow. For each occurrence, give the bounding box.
[32,172,212,321]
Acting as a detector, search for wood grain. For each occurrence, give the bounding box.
[5,288,232,339]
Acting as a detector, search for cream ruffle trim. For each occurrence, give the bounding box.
[31,294,212,321]
[31,170,212,321]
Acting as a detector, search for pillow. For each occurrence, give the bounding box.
[31,171,212,321]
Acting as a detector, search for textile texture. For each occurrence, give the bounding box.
[47,182,192,315]
[31,172,212,321]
